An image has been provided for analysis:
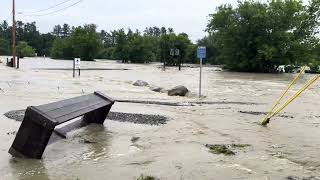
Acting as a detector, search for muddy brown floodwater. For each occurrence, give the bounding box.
[0,57,320,180]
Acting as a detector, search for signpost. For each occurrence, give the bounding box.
[170,49,175,56]
[73,58,81,77]
[197,46,206,98]
[170,48,181,70]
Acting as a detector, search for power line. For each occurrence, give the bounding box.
[19,0,83,17]
[20,0,74,14]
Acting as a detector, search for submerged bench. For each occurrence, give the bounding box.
[9,91,115,159]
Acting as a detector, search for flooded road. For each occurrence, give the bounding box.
[0,57,320,179]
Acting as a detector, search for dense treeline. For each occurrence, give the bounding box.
[1,0,320,72]
[0,21,55,57]
[203,0,320,73]
[0,20,196,64]
[51,25,197,63]
[98,27,197,64]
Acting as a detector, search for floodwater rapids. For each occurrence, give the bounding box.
[0,57,319,179]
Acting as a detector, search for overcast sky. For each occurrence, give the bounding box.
[1,0,239,41]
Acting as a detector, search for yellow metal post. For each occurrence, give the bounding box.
[261,66,306,125]
[261,74,319,126]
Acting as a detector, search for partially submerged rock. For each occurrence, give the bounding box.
[168,86,189,96]
[131,136,140,143]
[133,80,149,87]
[149,85,163,92]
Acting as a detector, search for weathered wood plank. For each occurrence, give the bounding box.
[54,101,110,124]
[37,94,100,113]
[45,98,105,119]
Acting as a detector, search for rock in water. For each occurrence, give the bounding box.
[133,80,149,87]
[149,85,163,92]
[168,86,189,96]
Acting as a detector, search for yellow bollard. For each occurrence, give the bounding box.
[262,75,319,125]
[264,75,319,123]
[261,66,306,125]
[261,67,319,126]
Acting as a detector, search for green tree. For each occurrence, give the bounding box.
[0,38,10,55]
[16,41,36,57]
[62,23,70,38]
[128,35,155,63]
[50,38,73,59]
[160,32,193,66]
[206,0,320,72]
[70,24,102,61]
[51,24,102,61]
[197,35,218,64]
[113,29,129,63]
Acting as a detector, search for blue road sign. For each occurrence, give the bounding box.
[197,46,206,59]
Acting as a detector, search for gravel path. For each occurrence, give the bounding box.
[4,110,25,122]
[4,110,168,125]
[107,112,167,125]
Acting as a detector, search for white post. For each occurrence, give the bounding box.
[73,59,75,78]
[199,58,202,98]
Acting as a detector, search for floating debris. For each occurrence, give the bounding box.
[230,144,251,148]
[78,138,96,144]
[238,111,294,118]
[205,144,235,155]
[287,175,320,180]
[205,144,251,155]
[6,131,16,135]
[137,174,159,180]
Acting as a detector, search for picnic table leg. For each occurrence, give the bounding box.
[83,105,112,124]
[9,107,55,159]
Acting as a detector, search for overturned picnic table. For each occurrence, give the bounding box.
[9,91,115,159]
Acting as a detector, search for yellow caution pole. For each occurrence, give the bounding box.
[261,66,306,125]
[261,74,319,126]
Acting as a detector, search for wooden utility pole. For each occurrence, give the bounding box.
[162,32,167,71]
[12,0,16,68]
